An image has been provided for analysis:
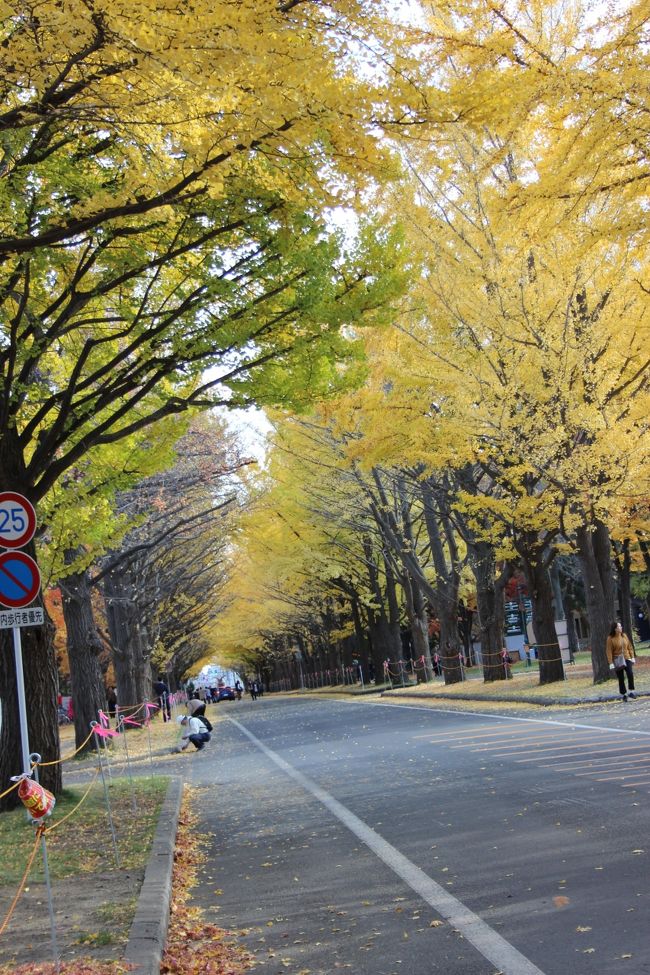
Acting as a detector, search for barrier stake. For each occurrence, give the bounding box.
[91,724,120,867]
[29,754,59,971]
[117,716,138,814]
[146,719,155,779]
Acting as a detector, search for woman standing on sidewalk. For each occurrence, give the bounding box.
[606,621,636,701]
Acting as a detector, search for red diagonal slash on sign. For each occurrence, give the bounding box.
[0,551,41,608]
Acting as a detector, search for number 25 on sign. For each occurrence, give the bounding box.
[0,492,37,549]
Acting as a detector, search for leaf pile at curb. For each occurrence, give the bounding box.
[0,963,132,974]
[161,787,253,975]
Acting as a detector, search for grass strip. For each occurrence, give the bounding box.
[0,777,168,886]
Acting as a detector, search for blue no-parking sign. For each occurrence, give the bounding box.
[0,550,41,608]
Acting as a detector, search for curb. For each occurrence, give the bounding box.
[380,689,649,706]
[124,775,183,975]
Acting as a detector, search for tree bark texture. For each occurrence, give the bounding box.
[521,543,564,684]
[468,541,507,682]
[59,562,107,751]
[614,539,634,647]
[104,564,143,710]
[0,609,60,808]
[576,521,617,682]
[402,573,434,681]
[420,481,462,685]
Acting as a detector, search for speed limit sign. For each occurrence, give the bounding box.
[0,492,37,549]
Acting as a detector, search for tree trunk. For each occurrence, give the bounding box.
[614,539,634,648]
[384,552,403,662]
[363,535,401,680]
[469,541,507,682]
[521,543,564,685]
[350,593,371,683]
[104,565,139,710]
[576,522,616,683]
[59,556,107,751]
[421,482,462,685]
[549,560,565,620]
[562,589,579,662]
[403,574,434,680]
[0,614,61,808]
[458,601,474,664]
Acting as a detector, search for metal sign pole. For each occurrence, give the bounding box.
[12,625,31,774]
[29,754,60,972]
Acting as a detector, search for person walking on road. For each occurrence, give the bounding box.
[607,621,636,701]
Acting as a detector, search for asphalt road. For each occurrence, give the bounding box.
[183,696,650,975]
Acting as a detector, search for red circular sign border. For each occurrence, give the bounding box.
[0,492,37,549]
[0,550,41,608]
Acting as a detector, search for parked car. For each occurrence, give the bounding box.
[216,685,236,702]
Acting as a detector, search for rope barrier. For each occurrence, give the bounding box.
[35,727,96,767]
[0,826,43,938]
[43,769,100,835]
[0,779,21,802]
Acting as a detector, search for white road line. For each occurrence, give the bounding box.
[230,716,547,975]
[364,700,650,737]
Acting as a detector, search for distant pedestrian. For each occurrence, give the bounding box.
[107,686,117,718]
[153,675,171,721]
[248,681,258,701]
[234,680,243,701]
[501,648,513,679]
[607,621,636,701]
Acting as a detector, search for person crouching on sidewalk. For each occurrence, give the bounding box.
[175,713,211,751]
[607,620,636,701]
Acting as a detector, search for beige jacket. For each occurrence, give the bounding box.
[606,633,634,666]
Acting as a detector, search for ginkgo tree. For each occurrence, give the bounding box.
[350,118,650,682]
[419,0,650,239]
[212,411,415,685]
[0,0,420,803]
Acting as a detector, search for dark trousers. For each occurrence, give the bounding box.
[188,732,210,750]
[616,661,635,694]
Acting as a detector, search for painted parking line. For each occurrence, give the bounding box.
[230,716,547,975]
[531,750,649,769]
[517,742,648,762]
[583,768,650,781]
[548,766,650,777]
[367,700,650,737]
[364,700,650,794]
[452,733,570,751]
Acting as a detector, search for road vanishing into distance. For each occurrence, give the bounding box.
[185,696,650,975]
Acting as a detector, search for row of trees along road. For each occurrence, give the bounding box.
[212,1,650,692]
[55,416,248,756]
[2,0,650,803]
[0,0,427,805]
